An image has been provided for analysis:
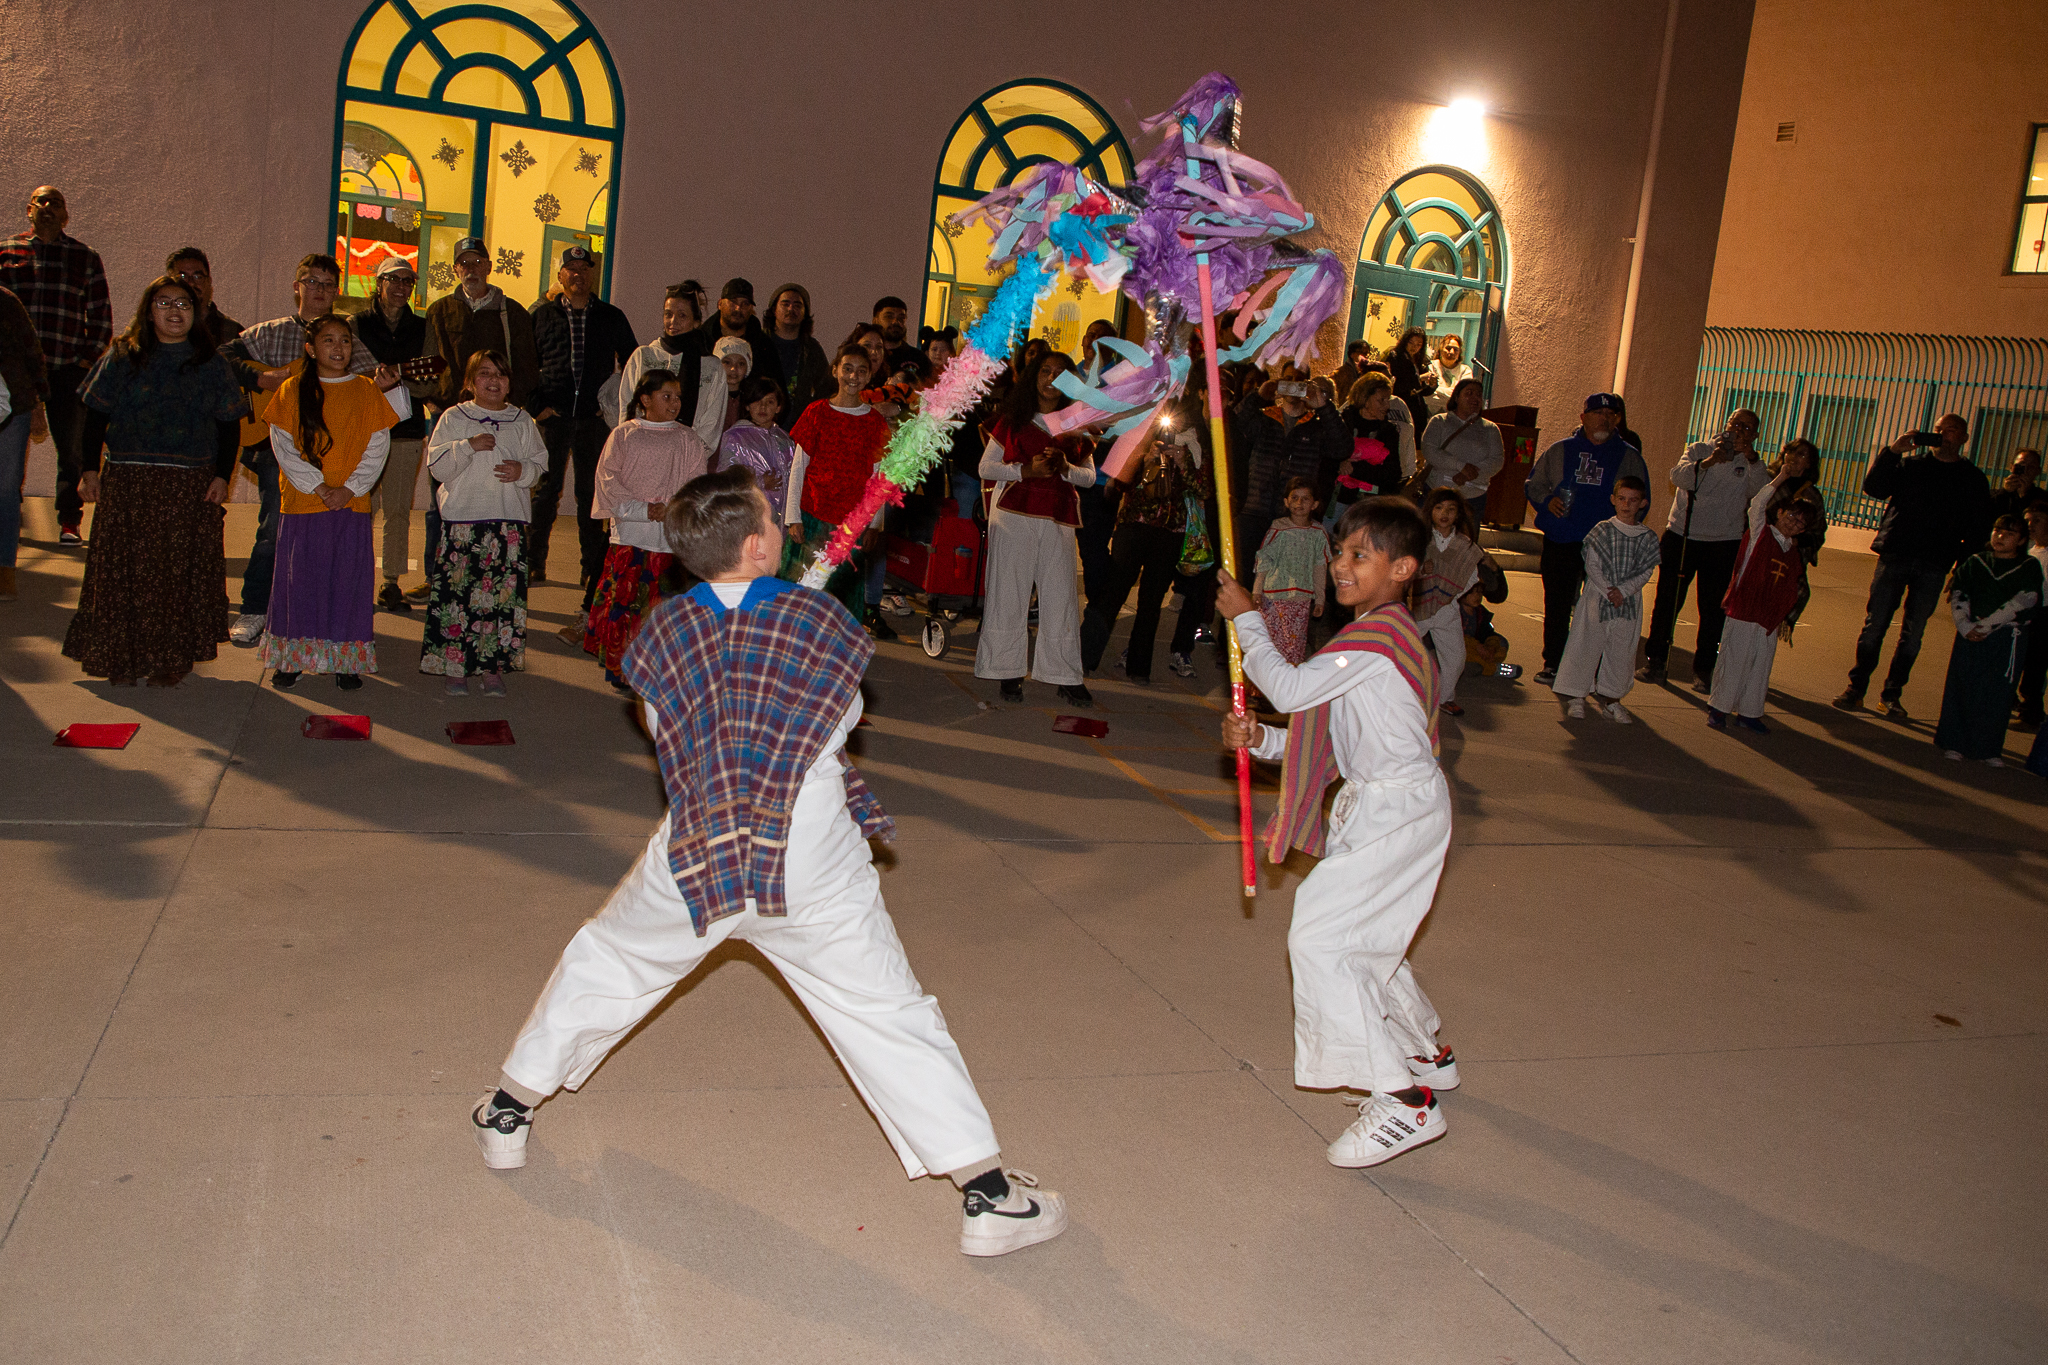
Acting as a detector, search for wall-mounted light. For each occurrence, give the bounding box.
[1423,97,1488,170]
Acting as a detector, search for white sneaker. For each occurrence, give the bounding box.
[1604,701,1634,724]
[229,613,266,647]
[1327,1090,1447,1168]
[1168,651,1197,678]
[1943,750,1964,761]
[959,1169,1068,1257]
[1566,697,1586,720]
[1985,757,2005,768]
[471,1092,531,1170]
[1404,1046,1460,1090]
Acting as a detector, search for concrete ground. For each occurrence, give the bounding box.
[2,494,2044,1365]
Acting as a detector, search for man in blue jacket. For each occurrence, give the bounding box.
[1525,393,1651,683]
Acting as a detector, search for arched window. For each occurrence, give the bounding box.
[925,79,1133,358]
[332,0,623,307]
[1348,167,1508,396]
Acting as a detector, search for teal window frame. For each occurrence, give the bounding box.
[331,0,624,303]
[1348,166,1509,402]
[924,78,1133,337]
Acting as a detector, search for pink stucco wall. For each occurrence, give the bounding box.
[0,0,1751,490]
[1707,0,2048,337]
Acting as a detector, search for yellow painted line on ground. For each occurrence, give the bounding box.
[1083,737,1238,843]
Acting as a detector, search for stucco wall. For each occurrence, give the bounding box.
[0,0,1750,496]
[1707,0,2048,337]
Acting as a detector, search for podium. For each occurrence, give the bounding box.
[1481,405,1539,529]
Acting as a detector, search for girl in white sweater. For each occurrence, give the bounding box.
[419,350,547,695]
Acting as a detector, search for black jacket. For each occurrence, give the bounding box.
[532,295,637,421]
[351,305,428,438]
[1864,447,1993,568]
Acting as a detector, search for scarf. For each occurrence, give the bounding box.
[594,419,708,518]
[1263,603,1437,863]
[1953,551,2045,621]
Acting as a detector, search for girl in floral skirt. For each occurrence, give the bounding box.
[1252,477,1329,665]
[583,370,710,690]
[420,350,546,696]
[260,315,410,690]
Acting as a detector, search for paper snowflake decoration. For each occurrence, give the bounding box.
[341,144,373,175]
[499,140,538,177]
[388,206,419,233]
[428,261,456,292]
[575,147,601,177]
[532,192,561,224]
[495,247,524,279]
[432,138,465,169]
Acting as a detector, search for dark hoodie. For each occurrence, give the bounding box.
[749,282,833,431]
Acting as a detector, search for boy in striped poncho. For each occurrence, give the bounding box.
[473,467,1067,1259]
[1216,497,1458,1170]
[1552,475,1661,722]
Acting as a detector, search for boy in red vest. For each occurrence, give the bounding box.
[1216,496,1458,1169]
[1707,477,1821,733]
[476,468,1067,1258]
[784,344,890,618]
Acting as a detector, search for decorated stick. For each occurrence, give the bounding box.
[1196,263,1256,898]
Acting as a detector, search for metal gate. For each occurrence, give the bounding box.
[1685,330,2048,529]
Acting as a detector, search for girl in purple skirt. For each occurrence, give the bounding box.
[259,315,410,690]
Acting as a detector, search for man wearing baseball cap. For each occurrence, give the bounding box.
[695,277,770,379]
[530,244,637,603]
[355,254,431,611]
[1523,393,1650,684]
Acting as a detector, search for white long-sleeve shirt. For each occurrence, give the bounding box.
[270,376,412,498]
[425,402,548,522]
[978,435,1100,487]
[1237,610,1438,784]
[619,340,728,453]
[1667,441,1773,541]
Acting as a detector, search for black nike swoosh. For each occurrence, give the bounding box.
[983,1199,1041,1220]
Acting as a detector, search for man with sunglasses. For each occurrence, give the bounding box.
[219,254,397,646]
[0,186,112,546]
[1637,409,1771,691]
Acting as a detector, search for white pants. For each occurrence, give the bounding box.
[1553,588,1638,701]
[1420,602,1464,705]
[502,793,1000,1180]
[375,437,423,582]
[1288,772,1452,1094]
[975,509,1083,685]
[1709,618,1777,717]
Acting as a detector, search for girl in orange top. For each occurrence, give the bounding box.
[259,314,409,689]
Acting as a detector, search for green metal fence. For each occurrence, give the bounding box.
[1686,330,2048,530]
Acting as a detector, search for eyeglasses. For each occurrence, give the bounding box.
[295,275,338,289]
[174,269,209,282]
[152,297,195,312]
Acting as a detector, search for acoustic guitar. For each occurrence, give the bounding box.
[239,353,448,448]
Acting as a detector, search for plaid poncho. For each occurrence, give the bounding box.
[1583,518,1663,623]
[622,576,892,934]
[1262,602,1437,863]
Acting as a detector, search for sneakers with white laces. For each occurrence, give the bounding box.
[472,1092,531,1170]
[959,1169,1068,1257]
[1404,1046,1460,1090]
[1327,1089,1446,1168]
[229,613,265,647]
[1604,701,1634,724]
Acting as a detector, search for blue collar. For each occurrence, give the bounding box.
[685,575,800,615]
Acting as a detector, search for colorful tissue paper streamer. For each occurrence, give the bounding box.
[800,258,1052,586]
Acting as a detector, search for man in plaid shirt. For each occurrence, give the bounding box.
[0,187,111,543]
[476,468,1069,1259]
[218,253,393,644]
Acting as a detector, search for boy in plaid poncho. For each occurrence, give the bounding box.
[474,467,1067,1258]
[1552,475,1661,722]
[1217,497,1458,1171]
